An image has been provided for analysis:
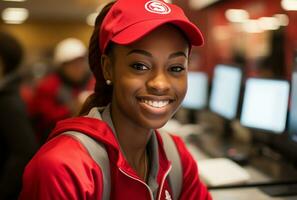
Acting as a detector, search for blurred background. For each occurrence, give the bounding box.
[1,0,297,199]
[1,0,297,79]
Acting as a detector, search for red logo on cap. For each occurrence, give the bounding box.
[145,0,171,14]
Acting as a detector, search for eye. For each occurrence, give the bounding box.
[169,65,185,73]
[130,63,150,71]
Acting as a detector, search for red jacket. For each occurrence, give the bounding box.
[28,73,94,142]
[19,117,212,200]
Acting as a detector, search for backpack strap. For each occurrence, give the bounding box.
[62,131,110,200]
[158,131,182,200]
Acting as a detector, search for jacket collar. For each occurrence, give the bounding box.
[86,106,161,184]
[49,106,171,191]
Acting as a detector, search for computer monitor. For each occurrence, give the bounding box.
[272,70,297,166]
[289,72,297,142]
[209,64,242,120]
[182,71,208,110]
[240,78,290,133]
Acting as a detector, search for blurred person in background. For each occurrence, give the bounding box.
[29,38,94,144]
[0,31,38,200]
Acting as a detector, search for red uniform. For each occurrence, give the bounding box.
[29,73,94,142]
[19,114,211,200]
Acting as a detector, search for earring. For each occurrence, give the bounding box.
[106,80,112,85]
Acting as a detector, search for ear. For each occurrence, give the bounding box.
[101,54,113,82]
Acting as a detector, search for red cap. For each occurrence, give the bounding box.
[99,0,204,53]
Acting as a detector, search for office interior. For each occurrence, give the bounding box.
[1,0,297,199]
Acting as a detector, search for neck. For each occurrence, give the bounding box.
[110,103,151,180]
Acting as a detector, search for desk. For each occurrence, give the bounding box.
[185,137,297,199]
[210,187,297,200]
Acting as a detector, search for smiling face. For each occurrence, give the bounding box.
[103,25,189,130]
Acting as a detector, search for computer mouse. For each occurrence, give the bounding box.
[226,148,249,165]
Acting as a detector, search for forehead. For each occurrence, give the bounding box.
[113,24,189,55]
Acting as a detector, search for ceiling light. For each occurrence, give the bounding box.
[189,0,220,9]
[86,12,98,26]
[281,0,297,11]
[2,8,29,24]
[86,2,113,27]
[225,9,249,23]
[3,0,26,2]
[274,14,289,26]
[258,17,280,30]
[243,19,263,33]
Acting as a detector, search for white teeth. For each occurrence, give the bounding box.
[143,99,169,108]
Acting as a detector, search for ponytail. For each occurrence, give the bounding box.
[79,2,114,115]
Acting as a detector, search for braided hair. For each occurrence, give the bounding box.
[79,2,115,115]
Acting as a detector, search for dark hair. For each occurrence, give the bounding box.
[79,2,115,115]
[0,32,23,75]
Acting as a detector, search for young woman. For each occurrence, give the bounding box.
[19,0,212,199]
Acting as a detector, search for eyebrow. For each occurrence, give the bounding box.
[127,49,152,57]
[168,51,188,59]
[127,49,188,59]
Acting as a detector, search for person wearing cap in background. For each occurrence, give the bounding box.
[19,0,212,199]
[0,31,38,200]
[28,38,94,144]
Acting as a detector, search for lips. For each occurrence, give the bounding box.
[137,96,175,116]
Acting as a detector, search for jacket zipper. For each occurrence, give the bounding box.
[157,165,172,200]
[119,168,154,200]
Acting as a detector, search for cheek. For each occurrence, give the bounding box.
[174,77,187,100]
[114,66,146,89]
[114,77,141,98]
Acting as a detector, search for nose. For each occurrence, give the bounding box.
[147,71,170,95]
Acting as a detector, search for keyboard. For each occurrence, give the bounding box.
[198,158,250,187]
[190,133,250,165]
[260,183,297,197]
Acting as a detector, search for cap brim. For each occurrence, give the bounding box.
[111,19,204,47]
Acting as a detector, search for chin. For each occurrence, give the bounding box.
[142,117,171,130]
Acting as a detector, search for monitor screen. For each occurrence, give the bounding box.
[240,78,290,133]
[289,72,297,142]
[209,65,242,119]
[182,72,208,110]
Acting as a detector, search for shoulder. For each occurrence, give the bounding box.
[167,134,212,199]
[156,131,196,172]
[24,134,101,181]
[158,131,198,173]
[173,135,195,158]
[35,134,97,165]
[36,74,61,91]
[170,134,198,168]
[159,132,193,162]
[21,134,103,199]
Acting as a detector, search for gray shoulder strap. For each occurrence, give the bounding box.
[159,131,182,200]
[63,131,110,200]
